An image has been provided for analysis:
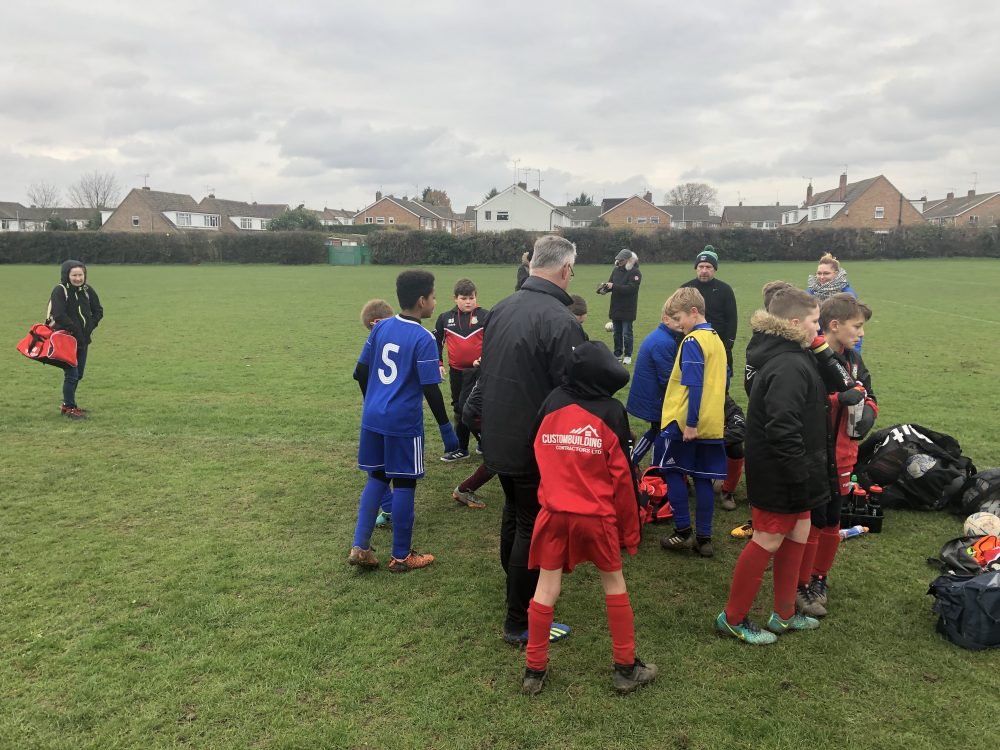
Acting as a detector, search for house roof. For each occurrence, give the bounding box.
[128,188,201,213]
[479,184,567,215]
[0,201,30,219]
[198,197,288,218]
[721,205,796,223]
[409,198,457,220]
[462,205,476,221]
[806,177,880,207]
[657,204,711,221]
[599,195,670,218]
[601,198,625,213]
[923,191,1000,220]
[557,205,602,222]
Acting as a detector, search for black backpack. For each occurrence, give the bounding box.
[928,570,1000,650]
[928,536,995,576]
[954,468,1000,516]
[855,423,976,511]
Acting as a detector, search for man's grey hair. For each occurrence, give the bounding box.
[530,235,576,271]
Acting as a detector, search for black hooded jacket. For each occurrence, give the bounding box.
[47,260,104,346]
[607,260,642,321]
[742,310,835,513]
[480,275,587,475]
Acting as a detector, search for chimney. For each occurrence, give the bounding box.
[806,183,813,204]
[376,190,383,201]
[142,186,151,191]
[968,189,976,198]
[920,195,927,202]
[775,201,780,206]
[738,200,743,207]
[947,191,954,200]
[517,181,527,190]
[838,173,847,202]
[643,191,652,202]
[208,192,215,199]
[530,189,540,196]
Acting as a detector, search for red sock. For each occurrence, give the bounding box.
[526,599,553,671]
[605,592,635,666]
[773,539,806,619]
[813,526,842,577]
[798,526,821,587]
[724,540,773,624]
[721,457,744,493]
[459,463,494,493]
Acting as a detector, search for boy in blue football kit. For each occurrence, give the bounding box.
[349,270,460,572]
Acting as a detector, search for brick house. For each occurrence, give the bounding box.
[781,174,925,230]
[599,193,671,230]
[198,196,289,232]
[721,203,796,229]
[354,193,458,232]
[923,189,1000,227]
[101,187,211,232]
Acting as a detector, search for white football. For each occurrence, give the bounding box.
[604,321,614,332]
[964,511,1000,538]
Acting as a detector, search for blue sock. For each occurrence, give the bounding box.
[352,474,389,549]
[379,487,393,513]
[391,486,416,560]
[665,471,691,530]
[694,477,715,537]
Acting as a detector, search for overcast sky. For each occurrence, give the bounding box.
[3,1,997,213]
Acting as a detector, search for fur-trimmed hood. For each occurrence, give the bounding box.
[749,309,811,348]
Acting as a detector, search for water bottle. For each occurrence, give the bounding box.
[845,398,866,438]
[839,525,868,541]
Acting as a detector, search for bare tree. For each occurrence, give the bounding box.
[26,181,61,208]
[68,171,122,209]
[665,182,719,210]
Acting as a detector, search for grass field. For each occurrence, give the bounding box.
[2,258,999,749]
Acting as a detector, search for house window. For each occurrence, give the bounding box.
[823,205,831,218]
[388,217,395,224]
[969,215,979,225]
[260,220,268,230]
[365,216,374,224]
[376,217,385,224]
[177,212,192,226]
[626,216,633,224]
[637,217,646,224]
[497,211,509,221]
[874,206,885,219]
[206,215,220,227]
[1,219,9,230]
[131,215,140,227]
[485,211,492,220]
[810,207,817,220]
[650,216,659,225]
[240,218,253,230]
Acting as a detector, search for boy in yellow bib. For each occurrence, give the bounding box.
[653,288,728,557]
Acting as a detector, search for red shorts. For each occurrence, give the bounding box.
[751,507,810,534]
[528,509,622,573]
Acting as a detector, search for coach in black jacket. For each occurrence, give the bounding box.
[480,235,586,642]
[681,246,737,372]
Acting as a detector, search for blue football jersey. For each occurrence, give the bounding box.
[358,315,442,437]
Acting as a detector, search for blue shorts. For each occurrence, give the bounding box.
[358,428,425,478]
[652,432,726,480]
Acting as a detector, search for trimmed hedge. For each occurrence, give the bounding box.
[3,224,997,265]
[368,225,1000,265]
[0,231,327,264]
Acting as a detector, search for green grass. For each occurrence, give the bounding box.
[1,259,999,749]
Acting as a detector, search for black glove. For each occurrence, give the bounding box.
[855,404,877,438]
[596,283,611,295]
[837,386,865,406]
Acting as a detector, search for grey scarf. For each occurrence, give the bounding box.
[807,268,849,301]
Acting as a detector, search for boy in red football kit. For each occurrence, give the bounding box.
[522,340,657,695]
[796,293,877,617]
[434,278,488,462]
[716,288,830,644]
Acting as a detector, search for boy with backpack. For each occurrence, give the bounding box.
[796,293,877,617]
[716,288,831,644]
[522,341,656,695]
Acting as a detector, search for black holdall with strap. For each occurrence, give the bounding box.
[928,570,1000,651]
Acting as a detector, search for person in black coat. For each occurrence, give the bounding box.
[599,249,642,364]
[480,235,586,643]
[716,288,835,643]
[47,259,103,419]
[681,246,737,373]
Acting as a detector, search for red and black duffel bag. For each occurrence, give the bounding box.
[16,324,78,369]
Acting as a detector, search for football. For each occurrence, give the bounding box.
[964,511,1000,538]
[604,321,614,332]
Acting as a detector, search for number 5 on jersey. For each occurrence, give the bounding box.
[379,343,400,384]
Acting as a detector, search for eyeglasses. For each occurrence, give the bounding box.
[566,264,575,276]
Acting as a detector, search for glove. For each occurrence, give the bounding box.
[836,385,866,406]
[439,423,460,454]
[596,283,611,295]
[854,403,877,438]
[810,335,857,393]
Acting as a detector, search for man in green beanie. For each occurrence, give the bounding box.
[681,245,738,374]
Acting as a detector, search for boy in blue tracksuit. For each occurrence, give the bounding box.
[626,307,681,464]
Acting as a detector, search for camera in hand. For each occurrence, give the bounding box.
[596,282,611,295]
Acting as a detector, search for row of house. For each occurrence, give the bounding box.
[4,173,996,236]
